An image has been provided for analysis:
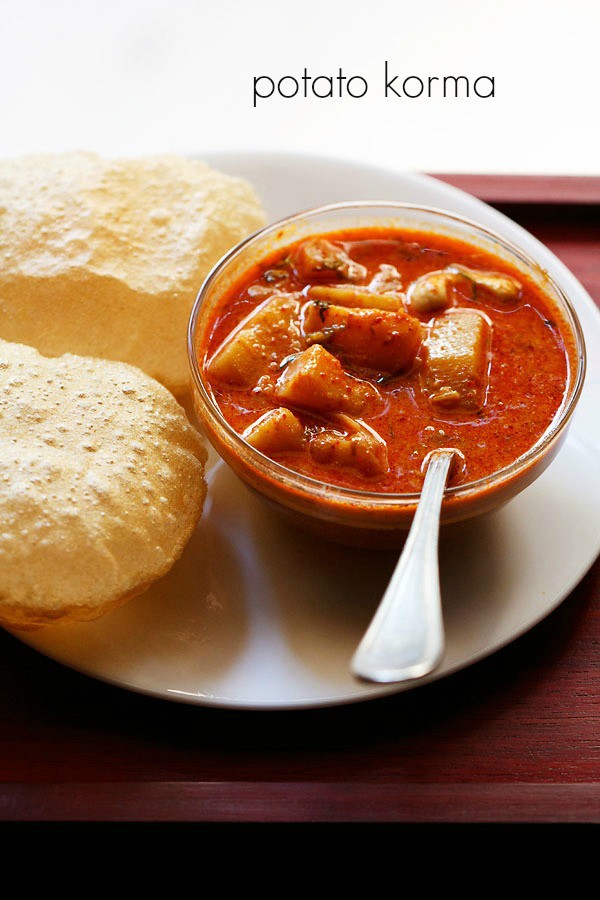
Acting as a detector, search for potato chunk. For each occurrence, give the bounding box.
[275,345,377,416]
[292,239,367,283]
[302,301,422,374]
[309,415,389,477]
[243,408,305,453]
[308,285,402,311]
[408,270,456,314]
[207,293,301,386]
[408,265,523,314]
[424,309,492,411]
[450,265,522,303]
[368,264,403,294]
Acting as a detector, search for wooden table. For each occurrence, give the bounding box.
[1,175,598,826]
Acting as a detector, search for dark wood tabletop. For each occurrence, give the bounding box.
[1,174,598,826]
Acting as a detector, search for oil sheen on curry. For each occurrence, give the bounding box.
[202,228,572,493]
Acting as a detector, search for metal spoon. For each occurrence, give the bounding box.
[351,447,457,683]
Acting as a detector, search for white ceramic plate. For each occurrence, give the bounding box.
[13,153,600,710]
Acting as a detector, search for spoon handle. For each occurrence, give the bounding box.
[351,448,455,683]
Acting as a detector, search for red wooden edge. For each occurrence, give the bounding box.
[428,174,600,205]
[1,783,599,823]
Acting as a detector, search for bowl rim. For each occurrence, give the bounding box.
[187,200,587,507]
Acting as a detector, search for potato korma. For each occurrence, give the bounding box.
[201,228,573,494]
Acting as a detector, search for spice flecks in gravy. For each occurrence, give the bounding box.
[202,228,571,493]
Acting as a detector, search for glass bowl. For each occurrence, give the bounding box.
[188,202,586,547]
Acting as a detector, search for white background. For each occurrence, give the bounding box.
[0,0,598,174]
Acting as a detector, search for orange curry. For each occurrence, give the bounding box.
[201,228,572,493]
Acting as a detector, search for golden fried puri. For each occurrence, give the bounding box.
[0,152,266,395]
[0,339,208,629]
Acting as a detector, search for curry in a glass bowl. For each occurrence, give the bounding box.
[189,203,585,545]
